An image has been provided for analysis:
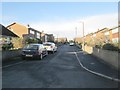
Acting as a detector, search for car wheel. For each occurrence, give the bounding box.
[52,50,54,54]
[40,54,43,60]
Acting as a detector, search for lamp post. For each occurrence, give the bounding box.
[80,21,85,51]
[75,27,77,43]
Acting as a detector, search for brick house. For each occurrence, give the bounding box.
[7,23,41,39]
[109,26,119,43]
[82,26,119,47]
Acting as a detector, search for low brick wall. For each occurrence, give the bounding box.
[1,49,22,62]
[77,44,119,70]
[92,47,119,70]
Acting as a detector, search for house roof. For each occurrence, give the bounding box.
[28,27,41,34]
[6,22,16,28]
[0,24,18,37]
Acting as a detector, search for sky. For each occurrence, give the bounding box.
[1,2,118,40]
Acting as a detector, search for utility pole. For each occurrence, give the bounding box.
[75,27,77,43]
[80,21,85,51]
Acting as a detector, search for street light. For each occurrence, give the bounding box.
[75,27,77,43]
[80,21,85,51]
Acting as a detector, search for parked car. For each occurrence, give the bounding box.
[43,42,57,53]
[21,44,48,60]
[69,42,74,46]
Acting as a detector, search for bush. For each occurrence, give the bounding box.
[2,42,14,50]
[25,38,38,44]
[12,38,24,49]
[102,43,118,51]
[95,45,102,49]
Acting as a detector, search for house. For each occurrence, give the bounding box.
[109,26,119,43]
[41,32,54,43]
[0,24,18,44]
[7,23,41,39]
[81,26,119,47]
[0,24,18,50]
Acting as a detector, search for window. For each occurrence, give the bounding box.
[112,38,118,43]
[112,28,118,34]
[104,32,109,35]
[30,30,35,34]
[37,33,40,39]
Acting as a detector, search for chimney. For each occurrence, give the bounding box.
[27,24,30,28]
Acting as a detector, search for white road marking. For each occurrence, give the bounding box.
[74,51,120,82]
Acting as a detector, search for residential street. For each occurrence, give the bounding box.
[2,44,119,88]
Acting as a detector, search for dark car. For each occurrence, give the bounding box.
[21,44,48,60]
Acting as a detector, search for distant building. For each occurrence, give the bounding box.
[41,33,54,43]
[74,37,82,43]
[55,37,67,43]
[47,34,54,42]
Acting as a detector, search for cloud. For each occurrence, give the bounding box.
[81,13,118,35]
[29,13,118,40]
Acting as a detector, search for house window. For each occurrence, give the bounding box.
[112,28,118,34]
[93,34,96,37]
[37,33,40,39]
[104,32,109,35]
[30,30,35,34]
[105,35,110,43]
[112,38,118,43]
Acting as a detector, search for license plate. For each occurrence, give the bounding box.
[45,46,48,49]
[26,55,33,57]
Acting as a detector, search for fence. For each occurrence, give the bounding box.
[1,49,21,62]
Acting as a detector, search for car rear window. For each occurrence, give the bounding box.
[43,44,51,46]
[24,45,39,50]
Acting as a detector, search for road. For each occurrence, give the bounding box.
[2,44,119,88]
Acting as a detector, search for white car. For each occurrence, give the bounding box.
[43,42,57,53]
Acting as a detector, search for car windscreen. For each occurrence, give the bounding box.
[23,45,39,50]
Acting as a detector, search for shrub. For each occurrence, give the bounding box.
[102,43,118,51]
[2,43,14,50]
[25,38,38,44]
[95,45,102,49]
[12,38,24,49]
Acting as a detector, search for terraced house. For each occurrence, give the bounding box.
[79,25,119,48]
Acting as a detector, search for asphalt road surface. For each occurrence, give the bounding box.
[2,44,119,88]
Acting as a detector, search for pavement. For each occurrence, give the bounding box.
[2,44,119,88]
[74,47,120,81]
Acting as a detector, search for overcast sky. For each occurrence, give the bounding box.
[1,2,118,40]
